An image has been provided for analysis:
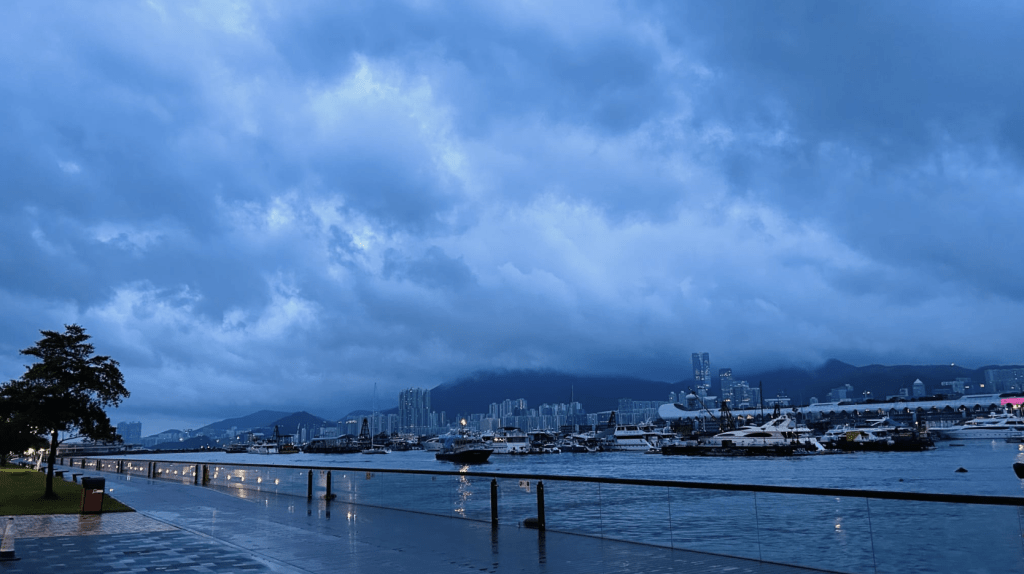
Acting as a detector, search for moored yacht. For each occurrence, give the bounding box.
[930,411,1024,440]
[482,427,531,454]
[605,424,655,452]
[820,418,934,451]
[436,426,493,464]
[664,413,824,456]
[247,436,279,454]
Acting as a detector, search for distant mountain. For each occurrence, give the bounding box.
[264,411,334,434]
[199,410,293,432]
[426,362,1024,416]
[430,370,679,415]
[150,435,217,451]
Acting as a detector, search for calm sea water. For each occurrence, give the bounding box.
[118,440,1024,574]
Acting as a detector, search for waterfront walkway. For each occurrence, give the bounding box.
[1,465,837,574]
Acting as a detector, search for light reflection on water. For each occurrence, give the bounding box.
[114,441,1024,573]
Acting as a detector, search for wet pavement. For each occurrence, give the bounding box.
[1,465,837,574]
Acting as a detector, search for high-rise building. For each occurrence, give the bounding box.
[985,369,1024,393]
[719,368,734,402]
[398,388,431,434]
[116,421,142,445]
[692,352,710,385]
[912,379,926,398]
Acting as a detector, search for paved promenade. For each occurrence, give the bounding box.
[1,465,837,574]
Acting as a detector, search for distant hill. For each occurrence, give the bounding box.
[158,361,1024,433]
[150,435,217,451]
[199,410,293,432]
[263,411,334,435]
[429,370,679,416]
[426,361,1024,416]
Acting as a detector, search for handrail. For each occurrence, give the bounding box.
[83,456,1024,507]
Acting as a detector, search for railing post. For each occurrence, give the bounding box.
[325,471,332,501]
[490,479,499,526]
[194,464,200,485]
[307,470,313,500]
[202,465,209,486]
[537,481,545,531]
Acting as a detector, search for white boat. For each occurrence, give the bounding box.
[247,437,279,454]
[483,427,531,454]
[702,414,824,451]
[605,424,655,452]
[422,437,442,451]
[930,411,1024,440]
[435,429,493,464]
[820,418,934,451]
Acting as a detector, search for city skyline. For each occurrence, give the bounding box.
[3,3,1024,434]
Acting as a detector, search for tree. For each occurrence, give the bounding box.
[0,390,47,466]
[9,324,129,498]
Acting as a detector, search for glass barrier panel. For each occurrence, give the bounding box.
[752,492,873,573]
[667,487,761,562]
[866,498,1024,574]
[494,478,549,528]
[531,479,608,538]
[581,481,673,546]
[450,473,491,522]
[375,472,460,518]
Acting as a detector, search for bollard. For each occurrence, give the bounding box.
[95,460,101,472]
[81,458,86,469]
[490,479,498,526]
[536,481,545,531]
[325,471,333,501]
[307,470,313,500]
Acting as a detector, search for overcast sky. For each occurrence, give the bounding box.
[3,1,1023,434]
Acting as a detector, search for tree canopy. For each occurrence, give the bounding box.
[3,324,128,496]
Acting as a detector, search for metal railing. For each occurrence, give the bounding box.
[62,456,1024,574]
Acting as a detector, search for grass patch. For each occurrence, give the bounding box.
[0,468,133,515]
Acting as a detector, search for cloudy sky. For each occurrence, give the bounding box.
[2,1,1023,433]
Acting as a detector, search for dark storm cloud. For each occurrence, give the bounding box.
[1,0,1022,433]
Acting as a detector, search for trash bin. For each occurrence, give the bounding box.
[80,477,105,514]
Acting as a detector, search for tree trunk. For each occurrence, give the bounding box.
[44,430,58,498]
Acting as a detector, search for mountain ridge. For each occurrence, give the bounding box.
[154,360,1024,434]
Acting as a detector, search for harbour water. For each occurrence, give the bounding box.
[128,438,1024,496]
[114,440,1024,573]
